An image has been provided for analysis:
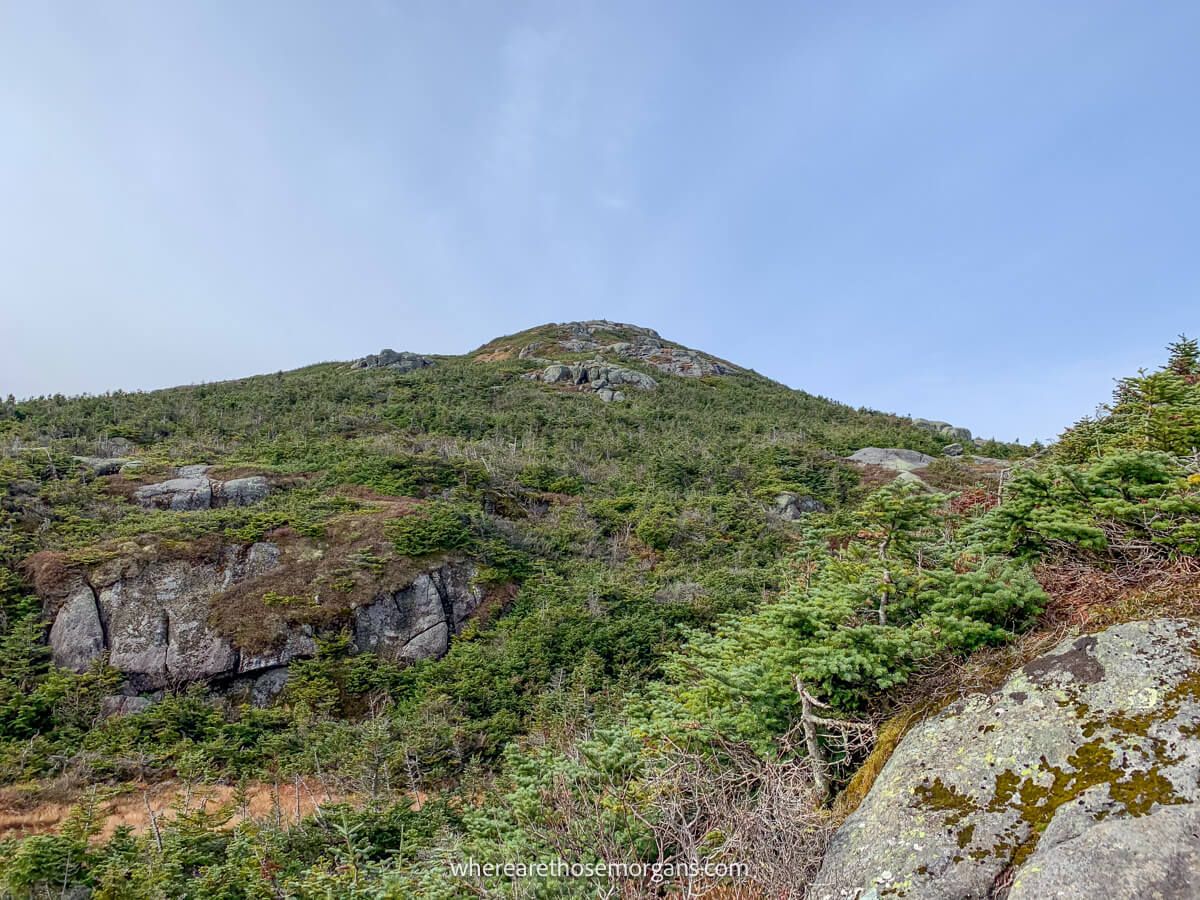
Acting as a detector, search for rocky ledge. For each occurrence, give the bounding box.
[46,544,482,707]
[814,619,1200,899]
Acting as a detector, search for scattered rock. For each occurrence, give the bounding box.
[893,470,933,490]
[350,349,434,373]
[251,668,290,707]
[217,476,270,507]
[237,626,316,675]
[101,695,155,718]
[845,448,935,472]
[942,443,964,457]
[608,337,734,377]
[773,492,826,520]
[176,464,212,478]
[517,321,737,378]
[44,541,484,693]
[814,619,1200,900]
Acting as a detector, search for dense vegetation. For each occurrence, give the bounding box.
[0,324,1194,897]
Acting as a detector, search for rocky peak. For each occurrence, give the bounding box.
[480,320,738,379]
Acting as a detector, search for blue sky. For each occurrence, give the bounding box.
[1,1,1197,441]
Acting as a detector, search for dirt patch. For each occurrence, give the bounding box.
[0,779,357,843]
[474,349,516,362]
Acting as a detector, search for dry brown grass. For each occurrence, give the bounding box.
[207,501,466,652]
[0,778,356,843]
[473,349,516,363]
[23,550,78,600]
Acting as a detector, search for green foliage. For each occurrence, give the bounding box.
[386,502,476,557]
[647,481,1046,747]
[973,450,1200,559]
[1056,335,1200,461]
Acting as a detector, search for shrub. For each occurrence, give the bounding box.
[387,502,476,557]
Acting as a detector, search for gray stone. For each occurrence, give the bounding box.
[218,476,270,506]
[352,563,482,663]
[605,335,734,377]
[913,418,973,443]
[350,349,434,373]
[942,443,964,457]
[91,542,280,689]
[893,470,932,490]
[101,695,155,718]
[773,492,826,520]
[49,584,106,672]
[531,359,656,398]
[132,473,270,511]
[845,448,936,471]
[814,619,1200,900]
[238,626,316,674]
[1008,805,1200,899]
[249,668,290,707]
[133,476,213,511]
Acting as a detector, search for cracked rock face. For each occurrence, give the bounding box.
[48,584,107,672]
[90,542,280,689]
[813,619,1200,900]
[48,541,294,689]
[351,562,482,662]
[47,546,483,696]
[773,492,826,519]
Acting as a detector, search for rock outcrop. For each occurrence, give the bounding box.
[814,619,1200,900]
[132,466,270,511]
[49,542,282,689]
[350,349,434,373]
[912,418,973,443]
[845,448,935,472]
[46,544,482,703]
[351,562,482,661]
[517,321,737,378]
[525,360,658,401]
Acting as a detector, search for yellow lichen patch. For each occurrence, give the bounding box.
[912,777,980,828]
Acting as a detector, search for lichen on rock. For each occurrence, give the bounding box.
[813,619,1200,899]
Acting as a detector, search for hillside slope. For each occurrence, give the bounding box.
[0,321,1085,897]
